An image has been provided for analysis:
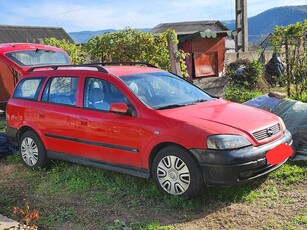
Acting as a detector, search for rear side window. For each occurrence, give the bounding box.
[42,76,78,106]
[13,78,45,100]
[5,50,70,67]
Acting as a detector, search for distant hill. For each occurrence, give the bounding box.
[69,29,116,44]
[69,28,151,44]
[222,5,307,42]
[69,5,307,44]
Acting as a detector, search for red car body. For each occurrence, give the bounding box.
[6,64,293,197]
[0,43,71,109]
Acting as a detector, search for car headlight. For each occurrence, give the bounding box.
[207,135,251,150]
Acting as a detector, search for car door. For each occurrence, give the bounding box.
[73,76,143,168]
[33,75,81,155]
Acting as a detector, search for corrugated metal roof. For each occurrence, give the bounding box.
[0,25,74,43]
[151,20,229,35]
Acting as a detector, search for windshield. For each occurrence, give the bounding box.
[119,72,212,109]
[5,49,70,66]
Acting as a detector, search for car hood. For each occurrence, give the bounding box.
[156,99,283,144]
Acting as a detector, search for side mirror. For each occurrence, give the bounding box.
[109,103,129,114]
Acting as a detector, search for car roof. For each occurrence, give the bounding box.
[103,66,163,76]
[0,43,65,55]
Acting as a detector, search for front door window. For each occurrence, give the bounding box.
[84,77,128,112]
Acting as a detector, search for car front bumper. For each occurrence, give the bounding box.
[190,130,293,186]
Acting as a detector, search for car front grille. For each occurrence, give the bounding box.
[253,123,281,141]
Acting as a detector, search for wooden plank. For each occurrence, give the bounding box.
[167,35,182,77]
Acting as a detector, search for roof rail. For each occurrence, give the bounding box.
[88,62,158,68]
[26,64,108,73]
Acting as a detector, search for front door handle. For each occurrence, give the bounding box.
[79,117,88,125]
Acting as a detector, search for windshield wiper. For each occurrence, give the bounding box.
[191,99,208,104]
[183,99,209,106]
[156,104,187,110]
[35,48,55,53]
[157,99,209,110]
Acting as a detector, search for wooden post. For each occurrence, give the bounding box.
[285,37,290,97]
[235,0,248,52]
[167,34,182,77]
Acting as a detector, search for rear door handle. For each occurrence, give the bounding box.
[38,109,45,118]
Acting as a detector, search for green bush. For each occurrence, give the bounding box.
[44,38,86,64]
[300,92,307,103]
[225,59,268,103]
[226,59,265,90]
[224,84,263,103]
[84,28,171,70]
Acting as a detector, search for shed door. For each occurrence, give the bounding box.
[194,52,218,77]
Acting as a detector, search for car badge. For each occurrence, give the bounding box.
[267,128,274,137]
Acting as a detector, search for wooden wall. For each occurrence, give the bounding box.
[180,37,226,78]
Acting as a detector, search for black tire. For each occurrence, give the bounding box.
[19,130,48,168]
[152,145,203,198]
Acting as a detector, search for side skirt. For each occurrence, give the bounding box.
[47,151,150,179]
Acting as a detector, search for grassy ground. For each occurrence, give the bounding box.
[0,117,5,132]
[0,119,306,229]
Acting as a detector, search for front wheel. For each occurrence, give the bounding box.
[19,130,48,168]
[152,145,203,197]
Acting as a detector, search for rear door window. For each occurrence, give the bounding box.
[13,78,45,100]
[42,76,78,106]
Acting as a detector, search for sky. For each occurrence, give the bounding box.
[0,0,306,32]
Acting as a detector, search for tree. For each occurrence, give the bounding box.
[85,28,170,69]
[84,28,189,77]
[44,38,86,64]
[272,20,307,100]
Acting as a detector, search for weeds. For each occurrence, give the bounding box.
[44,208,75,226]
[104,219,174,230]
[0,119,6,132]
[2,154,20,164]
[224,84,263,103]
[292,215,307,225]
[269,161,307,184]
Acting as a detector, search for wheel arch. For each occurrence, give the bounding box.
[17,126,34,142]
[17,125,46,147]
[148,142,200,178]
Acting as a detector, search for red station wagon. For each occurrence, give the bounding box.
[6,63,293,197]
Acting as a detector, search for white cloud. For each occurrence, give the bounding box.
[0,0,305,32]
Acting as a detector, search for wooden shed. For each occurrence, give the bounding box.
[151,21,233,78]
[0,25,74,44]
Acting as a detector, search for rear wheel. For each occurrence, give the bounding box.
[152,145,203,197]
[19,130,48,168]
